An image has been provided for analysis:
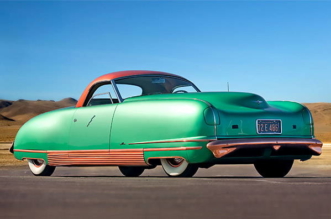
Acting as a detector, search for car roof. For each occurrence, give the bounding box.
[76,70,185,107]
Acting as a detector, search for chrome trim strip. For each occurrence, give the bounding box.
[129,139,216,145]
[143,146,202,152]
[14,147,203,153]
[47,149,147,166]
[86,92,113,106]
[14,149,47,153]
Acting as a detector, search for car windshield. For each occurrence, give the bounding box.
[114,75,200,99]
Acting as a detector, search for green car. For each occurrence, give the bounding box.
[11,70,323,177]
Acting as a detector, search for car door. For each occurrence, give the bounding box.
[68,82,118,151]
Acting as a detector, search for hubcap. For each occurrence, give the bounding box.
[166,158,184,167]
[32,159,44,167]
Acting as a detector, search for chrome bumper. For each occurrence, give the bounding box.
[207,138,323,158]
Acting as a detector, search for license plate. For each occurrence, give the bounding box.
[256,120,282,134]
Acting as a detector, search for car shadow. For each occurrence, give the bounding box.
[54,175,331,179]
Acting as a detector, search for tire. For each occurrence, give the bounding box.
[28,159,56,176]
[254,159,294,178]
[118,166,145,177]
[160,158,198,177]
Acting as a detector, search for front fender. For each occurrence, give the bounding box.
[13,107,76,161]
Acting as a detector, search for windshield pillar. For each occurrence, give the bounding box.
[111,80,123,103]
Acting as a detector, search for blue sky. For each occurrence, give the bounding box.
[0,0,330,103]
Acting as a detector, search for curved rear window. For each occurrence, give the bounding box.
[114,75,199,98]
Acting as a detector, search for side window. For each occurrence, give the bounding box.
[86,84,118,106]
[116,84,142,99]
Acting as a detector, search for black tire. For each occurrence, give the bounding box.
[254,159,294,178]
[160,158,199,177]
[118,166,145,177]
[28,159,56,176]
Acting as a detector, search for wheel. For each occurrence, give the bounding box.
[118,166,145,177]
[254,159,294,178]
[160,158,199,177]
[28,159,56,176]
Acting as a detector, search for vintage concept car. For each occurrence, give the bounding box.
[11,70,323,177]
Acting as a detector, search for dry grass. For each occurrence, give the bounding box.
[0,125,21,142]
[315,133,331,143]
[304,103,331,143]
[0,149,26,167]
[295,145,331,166]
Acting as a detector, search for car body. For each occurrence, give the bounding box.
[12,70,323,177]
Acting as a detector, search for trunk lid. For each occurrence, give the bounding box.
[125,92,312,138]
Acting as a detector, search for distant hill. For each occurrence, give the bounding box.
[0,98,77,123]
[56,98,78,106]
[0,100,13,109]
[304,103,331,127]
[304,103,331,142]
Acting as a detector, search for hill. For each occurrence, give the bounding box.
[0,100,13,109]
[0,98,77,142]
[0,114,16,126]
[304,103,331,143]
[0,98,77,123]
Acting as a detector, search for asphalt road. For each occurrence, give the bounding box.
[1,161,331,219]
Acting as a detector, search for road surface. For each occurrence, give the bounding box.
[1,160,331,219]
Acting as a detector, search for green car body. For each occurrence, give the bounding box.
[12,70,323,177]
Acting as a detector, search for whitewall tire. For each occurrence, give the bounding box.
[28,159,56,176]
[160,158,198,177]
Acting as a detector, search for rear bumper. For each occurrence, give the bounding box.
[207,138,323,158]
